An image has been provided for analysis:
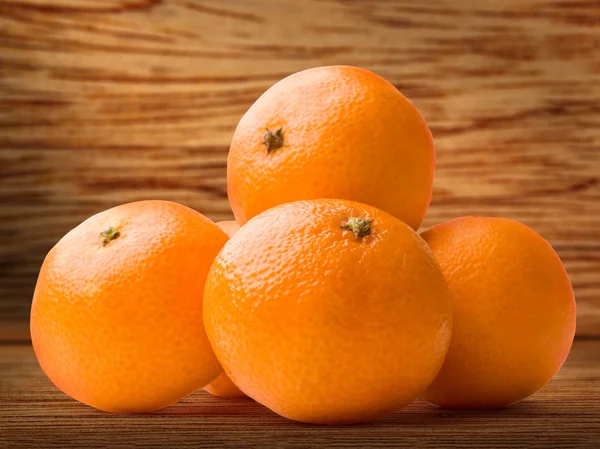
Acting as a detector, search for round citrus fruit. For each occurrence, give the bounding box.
[203,220,246,399]
[203,371,246,399]
[227,65,435,230]
[204,199,452,424]
[30,200,227,413]
[420,217,576,408]
[214,220,240,238]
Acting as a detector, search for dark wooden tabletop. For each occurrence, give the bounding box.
[1,340,599,448]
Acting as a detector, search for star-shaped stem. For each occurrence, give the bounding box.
[101,226,120,246]
[263,128,285,154]
[341,217,373,239]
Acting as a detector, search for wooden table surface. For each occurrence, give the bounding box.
[1,340,599,448]
[1,0,600,339]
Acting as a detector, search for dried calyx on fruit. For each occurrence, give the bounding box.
[263,128,285,154]
[341,217,373,239]
[100,227,120,246]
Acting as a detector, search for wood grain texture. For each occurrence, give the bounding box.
[1,340,599,448]
[1,0,599,336]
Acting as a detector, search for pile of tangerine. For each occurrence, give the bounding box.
[31,66,575,424]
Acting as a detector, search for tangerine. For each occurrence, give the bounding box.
[30,201,227,413]
[204,199,452,424]
[227,66,435,230]
[421,217,576,408]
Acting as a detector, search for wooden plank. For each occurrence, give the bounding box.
[1,340,599,448]
[1,0,599,335]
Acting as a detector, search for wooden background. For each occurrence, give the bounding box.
[1,0,599,339]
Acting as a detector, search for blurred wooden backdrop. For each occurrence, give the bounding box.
[1,0,599,339]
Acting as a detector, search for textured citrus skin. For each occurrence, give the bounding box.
[420,217,576,409]
[203,371,246,398]
[204,199,452,424]
[203,221,246,399]
[30,201,227,413]
[214,220,240,239]
[227,66,435,230]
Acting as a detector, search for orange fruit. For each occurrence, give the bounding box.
[214,220,240,238]
[203,371,246,399]
[203,199,452,424]
[30,201,227,413]
[420,217,576,408]
[227,65,435,230]
[203,220,246,399]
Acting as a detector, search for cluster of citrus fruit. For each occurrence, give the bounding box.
[31,66,576,424]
